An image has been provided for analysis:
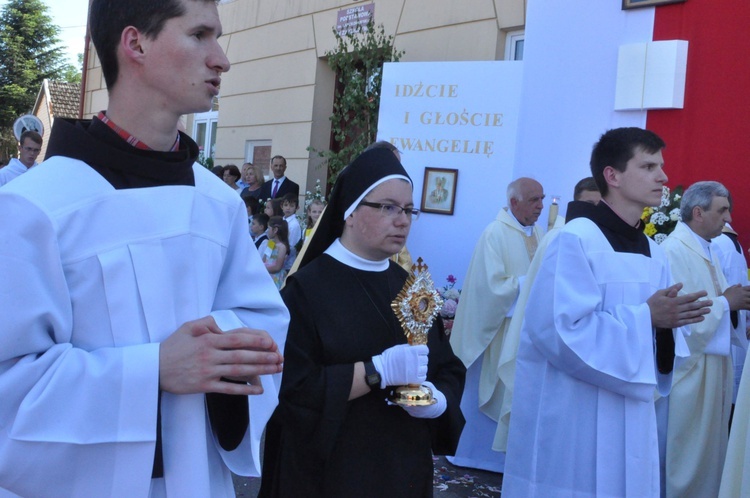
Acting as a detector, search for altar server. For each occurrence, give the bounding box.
[0,1,288,496]
[503,127,710,497]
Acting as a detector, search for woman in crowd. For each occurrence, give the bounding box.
[241,163,265,199]
[223,164,242,192]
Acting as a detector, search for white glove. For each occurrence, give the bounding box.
[372,344,428,389]
[401,382,447,419]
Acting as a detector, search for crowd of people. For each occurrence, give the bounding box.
[2,0,750,497]
[207,157,324,291]
[450,127,750,498]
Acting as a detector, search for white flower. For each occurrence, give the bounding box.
[655,233,668,244]
[660,186,671,207]
[442,289,460,300]
[650,212,669,226]
[669,208,681,222]
[673,194,681,201]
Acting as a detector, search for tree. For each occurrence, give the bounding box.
[0,0,81,162]
[311,22,403,186]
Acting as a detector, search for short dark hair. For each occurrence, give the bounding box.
[271,155,286,166]
[243,195,260,215]
[223,164,240,181]
[573,177,599,200]
[253,213,269,229]
[281,192,299,209]
[590,128,665,196]
[20,130,43,146]
[89,0,217,89]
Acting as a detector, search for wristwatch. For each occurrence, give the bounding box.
[363,360,381,388]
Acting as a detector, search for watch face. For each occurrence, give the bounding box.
[366,373,380,387]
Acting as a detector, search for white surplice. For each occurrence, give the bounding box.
[503,217,688,498]
[493,226,561,452]
[713,229,750,402]
[717,227,750,498]
[0,158,34,187]
[448,208,540,472]
[659,221,734,498]
[0,158,289,497]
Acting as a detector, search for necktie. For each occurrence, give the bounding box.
[272,180,279,198]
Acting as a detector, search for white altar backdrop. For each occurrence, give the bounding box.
[377,1,657,287]
[512,0,653,217]
[377,61,523,287]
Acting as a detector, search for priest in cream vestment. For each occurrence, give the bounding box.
[659,182,750,498]
[448,177,543,472]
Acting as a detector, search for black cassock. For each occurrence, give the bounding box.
[259,255,466,498]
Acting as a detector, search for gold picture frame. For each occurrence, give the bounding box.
[622,0,686,10]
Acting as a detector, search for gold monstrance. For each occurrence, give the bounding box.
[389,258,444,406]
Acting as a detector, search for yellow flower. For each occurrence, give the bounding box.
[641,207,654,220]
[644,223,657,237]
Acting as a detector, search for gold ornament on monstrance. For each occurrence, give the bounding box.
[389,258,444,406]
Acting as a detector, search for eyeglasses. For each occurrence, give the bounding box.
[359,201,420,220]
[22,146,41,153]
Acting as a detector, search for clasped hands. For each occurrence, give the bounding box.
[721,284,750,312]
[648,282,711,329]
[159,316,283,396]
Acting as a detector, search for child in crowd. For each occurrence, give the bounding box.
[252,213,270,252]
[244,196,260,228]
[262,216,289,290]
[305,199,325,239]
[281,193,302,249]
[264,198,284,218]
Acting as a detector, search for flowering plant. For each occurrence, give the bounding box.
[304,179,326,211]
[437,275,461,318]
[196,145,214,170]
[642,185,683,244]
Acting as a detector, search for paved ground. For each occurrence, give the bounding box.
[233,455,503,497]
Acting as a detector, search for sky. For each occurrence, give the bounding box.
[0,0,89,66]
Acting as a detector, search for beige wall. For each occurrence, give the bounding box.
[215,0,524,196]
[81,0,525,195]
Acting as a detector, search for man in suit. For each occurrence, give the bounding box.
[259,155,299,200]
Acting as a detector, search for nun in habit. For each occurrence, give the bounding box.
[259,148,466,497]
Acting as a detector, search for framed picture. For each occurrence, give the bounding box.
[622,0,685,10]
[420,167,458,215]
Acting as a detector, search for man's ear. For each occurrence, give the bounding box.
[120,26,146,63]
[602,166,619,188]
[692,205,704,222]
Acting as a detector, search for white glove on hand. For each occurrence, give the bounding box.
[401,381,447,419]
[372,344,428,389]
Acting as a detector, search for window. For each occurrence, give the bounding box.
[245,140,272,180]
[192,110,218,162]
[505,30,525,61]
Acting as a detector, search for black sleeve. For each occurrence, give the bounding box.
[426,318,466,455]
[278,276,354,459]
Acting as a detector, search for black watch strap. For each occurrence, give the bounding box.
[363,360,381,388]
